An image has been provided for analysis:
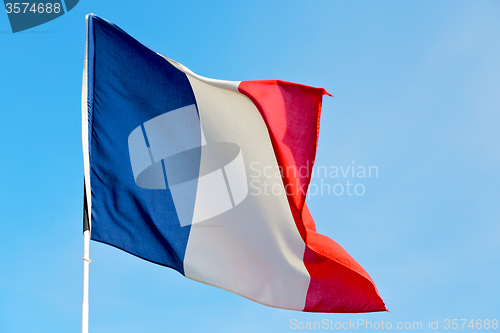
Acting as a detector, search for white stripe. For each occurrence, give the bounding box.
[159,55,241,92]
[82,14,92,230]
[182,74,310,310]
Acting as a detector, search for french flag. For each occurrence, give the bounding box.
[82,14,386,313]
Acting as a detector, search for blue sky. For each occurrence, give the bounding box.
[1,1,499,332]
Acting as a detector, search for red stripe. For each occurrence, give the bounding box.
[239,80,328,212]
[239,80,387,313]
[301,205,386,312]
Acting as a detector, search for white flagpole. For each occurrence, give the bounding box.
[81,14,92,333]
[81,230,91,333]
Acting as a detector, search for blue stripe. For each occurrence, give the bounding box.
[161,159,168,184]
[87,15,196,275]
[140,124,150,147]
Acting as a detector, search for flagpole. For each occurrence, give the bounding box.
[81,230,91,333]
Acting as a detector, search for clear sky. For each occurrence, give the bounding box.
[1,1,499,332]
